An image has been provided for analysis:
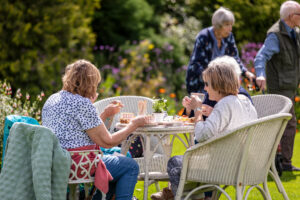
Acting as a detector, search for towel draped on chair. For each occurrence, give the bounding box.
[68,145,113,194]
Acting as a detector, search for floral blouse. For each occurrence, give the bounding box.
[42,90,102,149]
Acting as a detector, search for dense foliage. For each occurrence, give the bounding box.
[92,0,154,46]
[187,0,285,44]
[1,0,299,118]
[0,0,99,97]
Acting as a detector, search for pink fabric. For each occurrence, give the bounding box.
[68,145,113,193]
[94,159,113,193]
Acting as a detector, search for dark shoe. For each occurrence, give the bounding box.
[282,164,300,171]
[151,187,174,200]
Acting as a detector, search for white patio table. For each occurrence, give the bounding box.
[116,123,195,200]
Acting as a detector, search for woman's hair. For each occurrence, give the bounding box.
[280,1,300,20]
[212,7,235,29]
[203,56,240,96]
[62,59,101,98]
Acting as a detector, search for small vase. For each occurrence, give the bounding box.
[152,113,165,122]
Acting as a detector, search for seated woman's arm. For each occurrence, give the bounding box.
[86,116,146,148]
[99,100,123,129]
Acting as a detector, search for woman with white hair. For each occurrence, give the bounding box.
[186,7,255,95]
[183,56,253,119]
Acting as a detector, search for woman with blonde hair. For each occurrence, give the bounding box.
[42,59,149,200]
[152,56,258,200]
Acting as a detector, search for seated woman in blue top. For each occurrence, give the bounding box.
[186,7,255,95]
[42,59,149,200]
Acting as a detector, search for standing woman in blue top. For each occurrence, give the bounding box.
[186,7,255,94]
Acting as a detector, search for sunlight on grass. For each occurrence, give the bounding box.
[134,133,300,200]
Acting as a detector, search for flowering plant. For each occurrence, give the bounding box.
[240,42,263,94]
[0,80,44,169]
[241,42,263,70]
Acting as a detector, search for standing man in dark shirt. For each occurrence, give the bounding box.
[254,0,300,171]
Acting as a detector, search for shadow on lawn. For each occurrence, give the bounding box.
[267,171,300,182]
[280,171,300,182]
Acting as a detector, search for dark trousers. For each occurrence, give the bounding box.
[280,100,297,166]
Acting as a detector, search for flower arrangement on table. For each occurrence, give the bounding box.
[152,98,168,122]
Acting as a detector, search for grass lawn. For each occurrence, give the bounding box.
[133,132,300,199]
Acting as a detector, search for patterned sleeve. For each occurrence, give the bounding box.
[77,100,102,131]
[226,33,248,74]
[186,35,210,94]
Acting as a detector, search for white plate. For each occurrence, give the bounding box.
[116,122,128,128]
[184,122,195,126]
[116,122,158,128]
[143,122,159,127]
[158,121,183,126]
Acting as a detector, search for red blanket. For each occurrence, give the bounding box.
[68,145,113,193]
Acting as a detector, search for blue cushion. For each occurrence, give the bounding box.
[2,115,39,168]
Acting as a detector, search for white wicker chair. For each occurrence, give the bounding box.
[175,113,291,200]
[93,96,155,132]
[93,96,166,190]
[251,94,292,118]
[252,94,292,200]
[68,150,102,200]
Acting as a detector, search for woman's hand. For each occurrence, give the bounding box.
[202,104,213,117]
[182,96,192,116]
[245,71,256,83]
[182,96,191,108]
[129,115,150,129]
[190,95,202,110]
[102,100,124,119]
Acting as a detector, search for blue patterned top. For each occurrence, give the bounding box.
[42,90,102,149]
[186,27,247,94]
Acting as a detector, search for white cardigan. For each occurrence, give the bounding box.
[195,95,258,142]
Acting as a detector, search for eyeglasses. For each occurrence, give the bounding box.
[204,81,209,87]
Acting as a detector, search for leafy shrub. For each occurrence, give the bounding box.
[0,80,44,168]
[92,0,153,46]
[0,0,98,97]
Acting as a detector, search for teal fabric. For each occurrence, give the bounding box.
[101,146,132,158]
[2,115,39,168]
[0,122,71,200]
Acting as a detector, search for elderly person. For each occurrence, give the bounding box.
[254,0,300,171]
[153,56,258,200]
[183,56,252,119]
[186,7,255,95]
[42,60,149,200]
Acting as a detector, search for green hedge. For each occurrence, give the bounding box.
[0,0,99,97]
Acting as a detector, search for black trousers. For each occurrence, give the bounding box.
[280,100,297,166]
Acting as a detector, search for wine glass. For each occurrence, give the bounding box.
[191,92,205,102]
